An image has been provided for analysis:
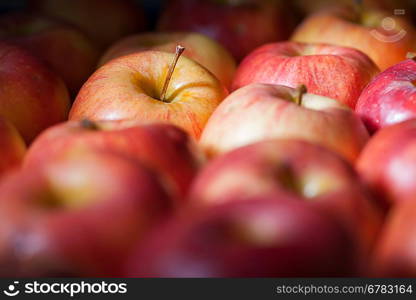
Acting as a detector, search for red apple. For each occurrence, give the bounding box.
[99,32,236,89]
[357,119,416,205]
[291,4,416,71]
[29,0,146,49]
[157,0,296,61]
[232,41,379,108]
[0,42,70,143]
[200,83,369,162]
[190,139,383,259]
[0,13,99,95]
[0,117,26,177]
[373,201,416,277]
[0,149,172,276]
[124,196,358,277]
[69,48,228,139]
[355,56,416,133]
[24,120,202,202]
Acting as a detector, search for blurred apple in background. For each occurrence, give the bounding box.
[294,0,412,16]
[0,42,70,143]
[355,56,416,133]
[200,84,369,162]
[69,49,228,139]
[232,41,379,108]
[157,0,296,61]
[291,4,416,71]
[0,13,99,95]
[0,149,172,276]
[24,120,202,202]
[373,201,416,277]
[124,196,358,277]
[99,32,236,89]
[0,118,26,178]
[357,119,416,205]
[190,139,383,259]
[28,0,146,49]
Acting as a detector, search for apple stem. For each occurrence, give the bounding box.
[160,45,185,103]
[294,84,307,106]
[80,119,99,130]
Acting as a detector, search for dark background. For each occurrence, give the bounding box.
[0,0,165,25]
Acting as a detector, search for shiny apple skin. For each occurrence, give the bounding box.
[0,42,70,143]
[190,139,383,259]
[24,120,202,202]
[291,5,416,71]
[355,59,416,133]
[69,51,228,140]
[357,119,416,205]
[200,83,369,162]
[0,118,26,177]
[157,0,295,61]
[29,0,146,49]
[232,41,379,108]
[0,150,172,277]
[99,32,236,89]
[373,202,416,277]
[124,196,358,277]
[0,13,99,95]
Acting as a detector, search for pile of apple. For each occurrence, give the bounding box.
[0,0,416,277]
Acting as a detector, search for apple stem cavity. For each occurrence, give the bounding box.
[80,119,99,130]
[406,52,416,61]
[353,0,363,19]
[160,45,185,103]
[294,84,307,106]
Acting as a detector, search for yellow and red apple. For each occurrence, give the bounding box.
[200,83,369,162]
[99,32,236,89]
[70,49,228,140]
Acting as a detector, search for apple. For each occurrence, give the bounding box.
[372,201,416,277]
[200,83,369,163]
[355,55,416,133]
[157,0,296,61]
[99,32,236,89]
[0,117,26,178]
[294,0,412,16]
[0,42,70,143]
[28,0,146,49]
[190,139,383,259]
[0,149,172,276]
[69,47,228,140]
[232,41,379,108]
[24,120,202,202]
[291,4,416,71]
[124,196,358,277]
[357,119,416,205]
[0,12,99,96]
